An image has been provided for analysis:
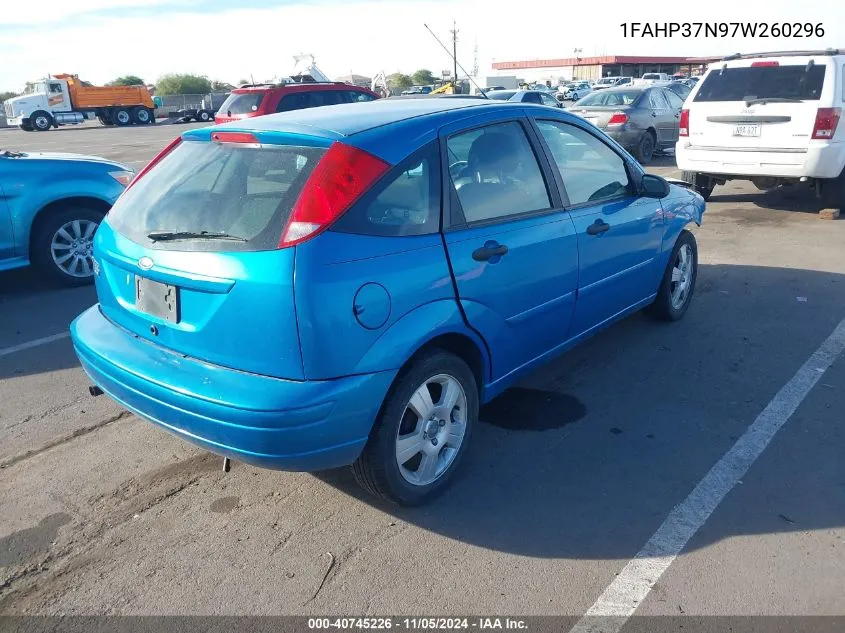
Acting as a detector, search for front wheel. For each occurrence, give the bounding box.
[645,229,698,322]
[352,350,478,506]
[31,111,53,132]
[31,207,104,287]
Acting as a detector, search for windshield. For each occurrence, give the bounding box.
[576,90,642,106]
[487,90,517,100]
[596,78,617,85]
[24,82,46,95]
[107,139,326,252]
[694,64,826,102]
[642,74,662,80]
[218,92,265,115]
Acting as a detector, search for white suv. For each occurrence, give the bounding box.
[675,49,844,206]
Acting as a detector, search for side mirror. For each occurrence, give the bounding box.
[640,174,670,198]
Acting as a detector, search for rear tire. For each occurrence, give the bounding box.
[31,206,105,287]
[132,106,151,125]
[31,111,53,132]
[113,107,132,126]
[197,110,211,122]
[681,171,714,201]
[352,350,478,506]
[634,130,656,164]
[819,169,845,210]
[645,229,698,322]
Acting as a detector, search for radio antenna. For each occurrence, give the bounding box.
[423,23,488,98]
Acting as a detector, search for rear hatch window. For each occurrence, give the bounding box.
[107,139,326,251]
[694,65,826,102]
[218,92,265,115]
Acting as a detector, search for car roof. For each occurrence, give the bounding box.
[212,97,495,138]
[231,83,369,94]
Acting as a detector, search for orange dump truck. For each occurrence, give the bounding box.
[4,74,157,131]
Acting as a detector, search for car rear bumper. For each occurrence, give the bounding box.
[71,306,396,471]
[675,141,845,179]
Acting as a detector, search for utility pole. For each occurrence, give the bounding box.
[472,39,479,78]
[450,20,458,93]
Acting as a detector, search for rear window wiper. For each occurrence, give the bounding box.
[744,97,804,106]
[146,230,248,242]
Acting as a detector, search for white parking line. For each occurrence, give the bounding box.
[569,315,845,633]
[0,332,70,357]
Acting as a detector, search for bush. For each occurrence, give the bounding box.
[155,74,213,96]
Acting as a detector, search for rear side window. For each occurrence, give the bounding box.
[332,144,440,237]
[663,89,684,110]
[649,90,670,109]
[694,65,827,102]
[276,90,347,112]
[346,90,376,103]
[107,140,325,251]
[219,92,264,114]
[447,121,551,224]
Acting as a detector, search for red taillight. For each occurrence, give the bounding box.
[679,109,690,137]
[751,61,779,67]
[607,112,629,126]
[280,142,390,247]
[211,131,259,144]
[811,107,841,140]
[124,136,182,192]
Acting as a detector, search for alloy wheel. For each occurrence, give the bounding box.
[395,374,468,486]
[51,219,98,278]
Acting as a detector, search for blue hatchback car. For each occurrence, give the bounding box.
[1,149,134,285]
[71,98,705,505]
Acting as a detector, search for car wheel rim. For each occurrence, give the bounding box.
[395,374,468,487]
[117,112,129,124]
[35,116,49,129]
[670,243,693,310]
[138,110,149,122]
[51,219,98,278]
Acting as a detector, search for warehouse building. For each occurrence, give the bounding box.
[491,54,721,84]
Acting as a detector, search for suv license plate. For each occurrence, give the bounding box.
[135,276,180,323]
[733,124,761,137]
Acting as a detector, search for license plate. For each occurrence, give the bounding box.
[135,276,180,323]
[733,124,761,137]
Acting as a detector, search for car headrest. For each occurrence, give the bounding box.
[467,132,520,175]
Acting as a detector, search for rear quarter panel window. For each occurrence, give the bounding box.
[331,144,441,237]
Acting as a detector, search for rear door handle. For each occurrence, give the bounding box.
[472,241,509,262]
[586,219,610,236]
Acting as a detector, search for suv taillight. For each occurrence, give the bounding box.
[607,112,629,126]
[280,142,389,247]
[679,109,690,137]
[811,108,841,140]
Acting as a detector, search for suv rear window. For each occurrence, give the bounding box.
[694,65,827,102]
[107,140,325,252]
[218,92,265,115]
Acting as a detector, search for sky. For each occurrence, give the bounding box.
[0,0,842,91]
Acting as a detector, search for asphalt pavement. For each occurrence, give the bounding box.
[1,120,843,625]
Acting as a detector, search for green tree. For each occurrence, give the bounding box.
[237,78,249,86]
[210,80,234,92]
[387,73,413,90]
[155,73,212,95]
[412,69,435,86]
[107,75,145,86]
[0,91,18,103]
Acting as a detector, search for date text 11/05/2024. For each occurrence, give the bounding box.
[308,618,528,630]
[620,22,825,37]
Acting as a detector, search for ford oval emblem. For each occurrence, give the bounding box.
[138,257,154,270]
